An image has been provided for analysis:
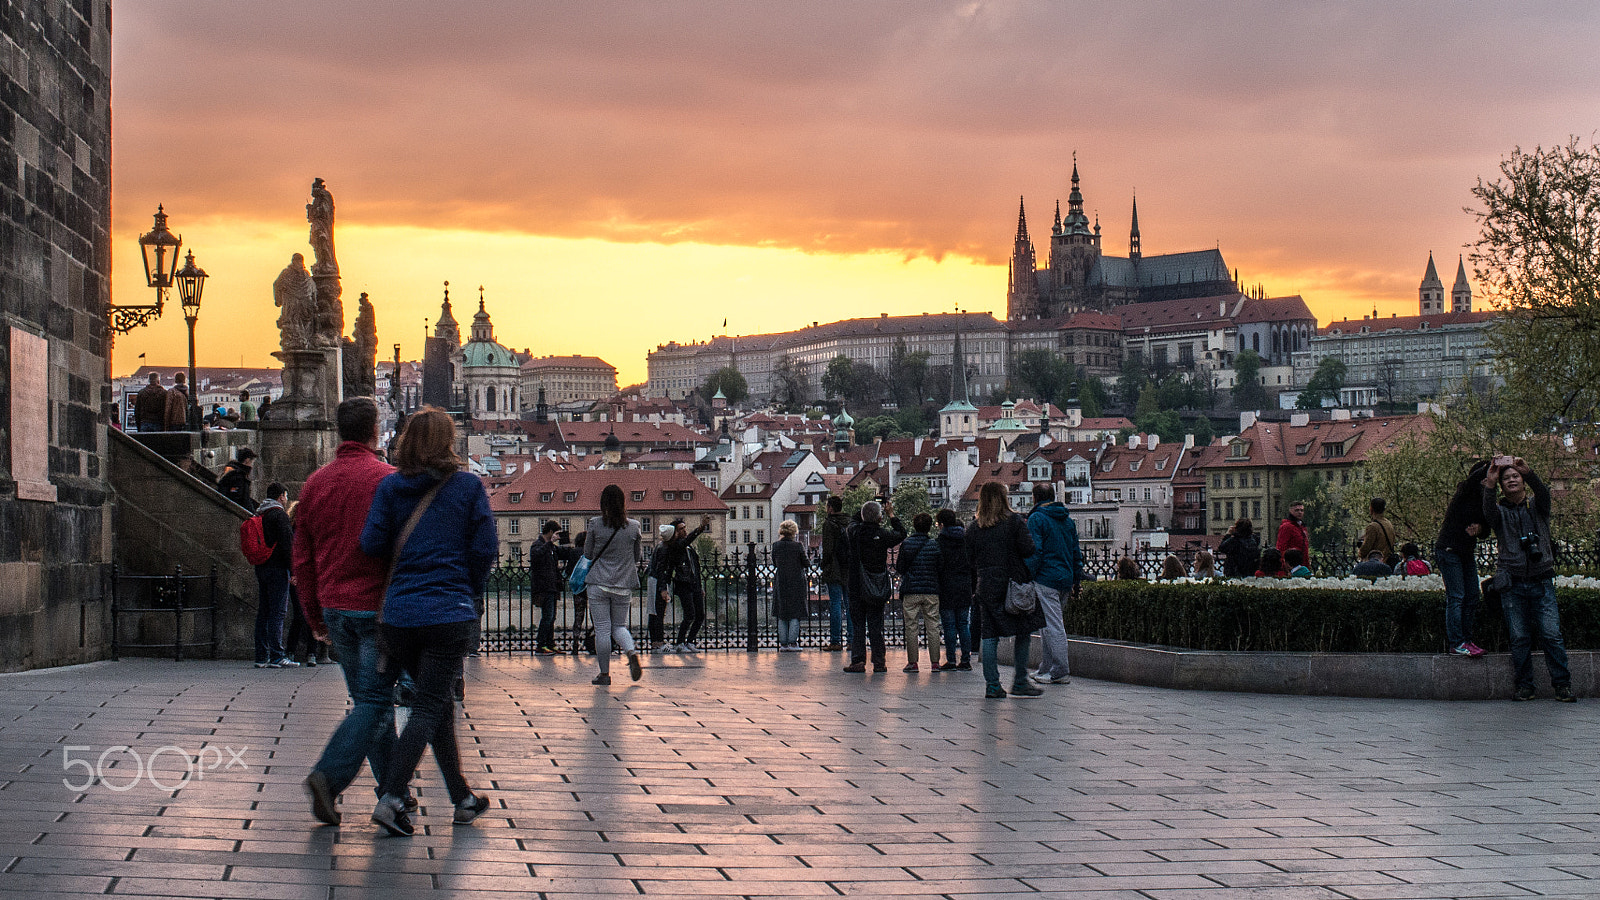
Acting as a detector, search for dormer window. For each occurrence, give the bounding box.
[539,492,554,502]
[1228,440,1250,459]
[563,492,577,502]
[509,492,523,503]
[681,491,692,501]
[631,491,645,502]
[1129,459,1141,472]
[663,491,676,501]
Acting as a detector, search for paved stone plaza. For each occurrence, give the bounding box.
[2,653,1599,899]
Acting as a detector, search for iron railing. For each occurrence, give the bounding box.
[108,564,220,660]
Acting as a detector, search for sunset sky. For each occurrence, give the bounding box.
[109,2,1600,386]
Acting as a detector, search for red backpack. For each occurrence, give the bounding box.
[239,515,275,565]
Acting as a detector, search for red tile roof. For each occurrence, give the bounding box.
[1320,310,1496,335]
[490,463,728,516]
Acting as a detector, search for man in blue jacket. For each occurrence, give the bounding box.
[1026,484,1084,685]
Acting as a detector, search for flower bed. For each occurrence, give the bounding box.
[1068,579,1600,654]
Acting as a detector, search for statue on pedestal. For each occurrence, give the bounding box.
[307,177,344,349]
[273,253,319,352]
[342,292,379,398]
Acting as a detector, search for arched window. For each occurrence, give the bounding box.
[486,387,496,412]
[1252,333,1260,353]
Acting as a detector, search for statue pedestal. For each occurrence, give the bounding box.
[258,348,342,496]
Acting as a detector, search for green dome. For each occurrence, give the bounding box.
[462,339,516,368]
[833,406,854,427]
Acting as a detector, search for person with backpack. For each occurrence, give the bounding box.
[218,448,258,512]
[934,508,973,671]
[966,482,1041,699]
[842,500,905,674]
[1026,483,1084,687]
[659,516,711,652]
[1398,542,1431,576]
[251,482,296,668]
[894,512,941,672]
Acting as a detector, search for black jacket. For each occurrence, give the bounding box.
[895,531,941,597]
[659,524,709,587]
[845,518,906,605]
[772,537,809,620]
[528,537,580,594]
[1435,473,1491,555]
[218,463,256,513]
[965,513,1041,639]
[818,512,851,585]
[1217,532,1260,578]
[935,524,973,610]
[259,500,293,570]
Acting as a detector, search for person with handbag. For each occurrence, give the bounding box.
[842,499,906,674]
[966,482,1042,699]
[579,484,645,686]
[360,408,498,836]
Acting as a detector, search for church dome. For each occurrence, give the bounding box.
[833,406,854,428]
[462,339,516,369]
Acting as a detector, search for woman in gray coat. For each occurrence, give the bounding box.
[772,520,809,650]
[583,484,644,686]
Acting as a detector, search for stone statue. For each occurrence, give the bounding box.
[342,292,379,397]
[273,253,319,351]
[307,177,337,276]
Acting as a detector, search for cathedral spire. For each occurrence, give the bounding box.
[1419,252,1445,315]
[1451,254,1473,313]
[1008,196,1040,320]
[1015,196,1029,242]
[1129,193,1142,260]
[1052,199,1062,236]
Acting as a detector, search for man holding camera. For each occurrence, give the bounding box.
[1483,456,1573,702]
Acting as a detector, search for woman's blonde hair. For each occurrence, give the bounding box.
[975,481,1010,528]
[779,519,798,538]
[392,407,461,475]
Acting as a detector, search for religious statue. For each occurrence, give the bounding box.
[341,292,379,397]
[273,253,319,352]
[307,177,337,276]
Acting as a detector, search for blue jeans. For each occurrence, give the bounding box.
[1437,548,1480,648]
[777,618,800,647]
[981,635,1033,690]
[826,582,850,647]
[940,607,971,664]
[253,566,290,664]
[314,610,398,796]
[1501,577,1570,690]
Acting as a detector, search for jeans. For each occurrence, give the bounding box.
[1501,577,1570,690]
[253,566,290,664]
[902,594,941,665]
[777,618,801,647]
[647,587,670,645]
[674,582,705,646]
[849,596,887,666]
[534,591,559,649]
[136,421,161,433]
[940,607,971,664]
[826,582,851,647]
[377,618,476,805]
[313,610,398,796]
[1437,548,1480,648]
[981,635,1033,690]
[1033,584,1070,679]
[590,586,636,674]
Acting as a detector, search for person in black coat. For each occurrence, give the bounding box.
[1217,518,1260,578]
[1436,460,1490,656]
[965,482,1042,698]
[842,500,906,673]
[218,448,258,512]
[934,508,973,671]
[528,521,581,653]
[772,520,809,650]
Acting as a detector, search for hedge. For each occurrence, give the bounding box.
[1067,582,1600,653]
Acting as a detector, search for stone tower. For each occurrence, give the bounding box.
[1129,193,1141,260]
[1451,255,1472,313]
[1419,253,1445,315]
[1048,157,1101,313]
[1006,197,1040,321]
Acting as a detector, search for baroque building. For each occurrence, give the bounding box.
[1007,161,1236,320]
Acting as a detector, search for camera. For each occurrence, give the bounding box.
[1519,533,1543,564]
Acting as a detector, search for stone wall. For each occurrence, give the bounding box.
[0,1,114,671]
[109,429,259,659]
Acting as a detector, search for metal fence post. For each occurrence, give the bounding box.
[172,565,185,662]
[109,563,120,661]
[745,543,759,652]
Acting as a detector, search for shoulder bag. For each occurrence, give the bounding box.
[1003,515,1039,615]
[568,525,619,596]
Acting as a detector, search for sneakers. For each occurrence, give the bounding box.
[276,659,302,668]
[1011,683,1045,697]
[1556,685,1577,703]
[1450,643,1473,657]
[1465,642,1486,657]
[453,793,491,824]
[627,653,642,682]
[254,662,279,669]
[592,673,611,686]
[1513,684,1537,701]
[957,659,972,671]
[842,662,866,673]
[304,771,341,826]
[371,795,413,837]
[535,646,558,655]
[903,663,919,673]
[680,643,699,653]
[937,661,959,671]
[652,643,674,654]
[1031,672,1071,685]
[824,643,844,652]
[304,657,318,668]
[985,685,1008,699]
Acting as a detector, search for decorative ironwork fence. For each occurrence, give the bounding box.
[108,564,220,660]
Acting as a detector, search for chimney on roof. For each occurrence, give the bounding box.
[1128,433,1140,449]
[1290,412,1310,428]
[1239,410,1258,431]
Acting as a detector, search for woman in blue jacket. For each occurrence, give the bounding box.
[360,408,498,836]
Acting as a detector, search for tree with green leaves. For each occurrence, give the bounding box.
[1117,353,1149,408]
[885,339,931,410]
[1078,376,1109,418]
[1188,414,1216,447]
[890,477,933,523]
[1471,137,1600,433]
[821,355,861,402]
[1135,382,1160,421]
[1231,349,1267,409]
[701,366,748,403]
[1297,357,1348,410]
[1012,349,1067,405]
[1134,408,1183,443]
[836,483,879,519]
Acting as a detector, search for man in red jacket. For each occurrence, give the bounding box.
[292,397,399,826]
[1276,500,1310,570]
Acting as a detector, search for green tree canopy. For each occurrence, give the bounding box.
[1134,408,1183,443]
[835,483,879,519]
[1077,375,1109,418]
[1297,357,1348,410]
[1188,414,1216,447]
[885,339,931,409]
[700,366,748,403]
[1231,349,1268,410]
[1117,353,1149,407]
[822,354,873,403]
[890,477,934,523]
[1012,349,1068,405]
[769,354,808,412]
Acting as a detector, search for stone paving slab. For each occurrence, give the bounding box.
[1,653,1599,898]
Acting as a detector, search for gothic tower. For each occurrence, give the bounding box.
[1006,197,1040,321]
[1419,253,1445,315]
[1451,255,1472,313]
[1129,193,1141,260]
[1047,157,1102,315]
[434,281,462,346]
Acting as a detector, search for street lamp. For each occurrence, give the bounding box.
[173,250,207,429]
[110,205,183,334]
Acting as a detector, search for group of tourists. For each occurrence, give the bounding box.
[132,372,266,432]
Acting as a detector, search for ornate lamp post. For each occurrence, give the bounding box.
[111,205,183,334]
[173,250,207,429]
